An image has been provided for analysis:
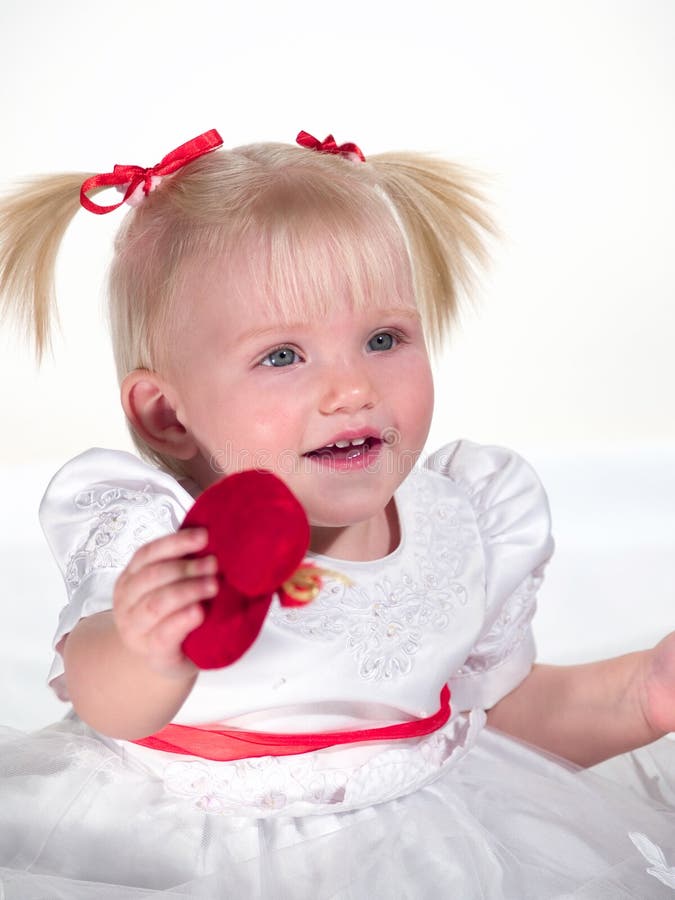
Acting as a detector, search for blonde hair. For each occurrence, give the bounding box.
[0,138,494,475]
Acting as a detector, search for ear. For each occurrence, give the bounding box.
[121,370,198,461]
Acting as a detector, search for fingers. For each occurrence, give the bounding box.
[141,600,206,661]
[113,528,220,664]
[124,527,210,576]
[115,527,217,618]
[122,570,219,638]
[122,553,219,611]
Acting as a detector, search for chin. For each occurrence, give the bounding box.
[305,491,396,530]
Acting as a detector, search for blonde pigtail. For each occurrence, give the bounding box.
[0,173,92,361]
[369,153,496,353]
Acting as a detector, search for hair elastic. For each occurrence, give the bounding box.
[80,129,224,215]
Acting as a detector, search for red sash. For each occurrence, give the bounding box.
[133,685,451,761]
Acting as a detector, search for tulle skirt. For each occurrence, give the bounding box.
[1,716,674,899]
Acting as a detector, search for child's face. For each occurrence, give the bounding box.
[165,251,434,541]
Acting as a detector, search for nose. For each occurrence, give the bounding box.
[318,358,379,415]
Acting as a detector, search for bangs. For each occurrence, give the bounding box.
[207,183,415,325]
[136,176,418,374]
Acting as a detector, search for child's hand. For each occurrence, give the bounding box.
[641,631,675,736]
[112,528,218,678]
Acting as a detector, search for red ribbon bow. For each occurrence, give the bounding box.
[296,130,366,162]
[80,128,224,215]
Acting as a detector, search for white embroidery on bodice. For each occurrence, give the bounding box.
[269,470,481,681]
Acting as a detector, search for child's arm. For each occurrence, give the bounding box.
[486,634,674,766]
[62,528,217,740]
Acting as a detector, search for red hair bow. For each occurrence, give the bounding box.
[296,130,366,162]
[80,128,223,215]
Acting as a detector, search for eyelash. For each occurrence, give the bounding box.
[258,330,406,368]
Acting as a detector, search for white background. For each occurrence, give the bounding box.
[0,0,673,460]
[0,0,673,728]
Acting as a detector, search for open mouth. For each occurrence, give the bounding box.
[304,436,382,461]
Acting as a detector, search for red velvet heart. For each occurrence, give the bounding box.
[180,469,310,669]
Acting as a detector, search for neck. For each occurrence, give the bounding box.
[309,498,400,562]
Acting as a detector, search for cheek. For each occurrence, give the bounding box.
[398,357,435,430]
[246,403,300,448]
[214,401,303,472]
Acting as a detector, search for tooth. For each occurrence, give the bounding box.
[335,440,350,448]
[350,437,366,446]
[325,443,335,448]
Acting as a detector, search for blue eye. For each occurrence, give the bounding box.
[261,347,299,367]
[368,332,397,351]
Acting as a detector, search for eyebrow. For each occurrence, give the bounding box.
[237,308,421,344]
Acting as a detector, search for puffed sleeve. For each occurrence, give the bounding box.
[39,447,195,699]
[424,439,555,712]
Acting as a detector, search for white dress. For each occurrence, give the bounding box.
[1,440,674,899]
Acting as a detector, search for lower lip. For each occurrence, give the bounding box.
[304,440,384,472]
